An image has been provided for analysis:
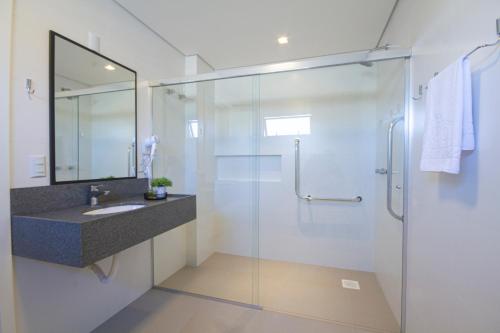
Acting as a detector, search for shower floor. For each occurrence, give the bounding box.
[158,252,399,333]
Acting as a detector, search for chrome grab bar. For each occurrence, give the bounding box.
[387,117,404,221]
[294,138,362,203]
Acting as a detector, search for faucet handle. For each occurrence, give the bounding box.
[90,184,103,192]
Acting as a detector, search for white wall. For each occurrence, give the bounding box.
[0,0,17,332]
[381,1,500,332]
[11,0,183,188]
[9,0,184,332]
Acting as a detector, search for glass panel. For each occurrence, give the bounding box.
[54,89,136,181]
[257,59,406,333]
[152,76,260,305]
[77,90,135,180]
[151,58,407,332]
[54,96,79,181]
[374,59,406,330]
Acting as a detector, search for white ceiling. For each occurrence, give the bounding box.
[55,35,134,86]
[115,0,397,70]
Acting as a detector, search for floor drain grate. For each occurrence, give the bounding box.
[341,279,360,290]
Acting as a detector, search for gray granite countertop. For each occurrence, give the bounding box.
[15,194,190,224]
[11,191,196,267]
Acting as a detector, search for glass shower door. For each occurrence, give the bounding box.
[373,59,406,333]
[152,76,261,306]
[151,57,407,333]
[257,59,406,333]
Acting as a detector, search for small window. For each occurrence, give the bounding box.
[264,115,311,137]
[187,119,199,138]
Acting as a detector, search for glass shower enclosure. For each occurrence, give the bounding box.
[54,89,136,181]
[151,53,408,333]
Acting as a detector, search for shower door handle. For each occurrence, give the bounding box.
[387,117,404,222]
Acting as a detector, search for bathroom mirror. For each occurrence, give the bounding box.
[49,31,137,184]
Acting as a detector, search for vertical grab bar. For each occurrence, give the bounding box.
[294,138,311,201]
[387,117,404,222]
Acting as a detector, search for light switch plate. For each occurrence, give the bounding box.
[29,155,46,178]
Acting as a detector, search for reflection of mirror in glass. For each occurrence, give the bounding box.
[187,120,199,138]
[52,33,136,183]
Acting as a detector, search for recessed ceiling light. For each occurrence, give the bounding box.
[277,36,289,45]
[104,64,116,71]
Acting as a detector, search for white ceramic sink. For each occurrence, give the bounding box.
[83,204,145,216]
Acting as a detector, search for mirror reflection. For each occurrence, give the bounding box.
[52,32,136,183]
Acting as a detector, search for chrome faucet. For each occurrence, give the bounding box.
[90,185,110,207]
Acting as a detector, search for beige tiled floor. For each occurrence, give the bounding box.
[93,289,375,333]
[160,253,400,333]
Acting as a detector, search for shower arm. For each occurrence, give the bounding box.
[294,138,362,203]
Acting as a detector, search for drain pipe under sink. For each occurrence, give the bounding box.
[89,253,120,283]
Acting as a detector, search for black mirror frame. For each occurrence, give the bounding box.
[49,30,138,185]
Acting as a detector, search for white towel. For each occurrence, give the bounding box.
[420,56,474,174]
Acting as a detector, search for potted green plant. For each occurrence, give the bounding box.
[149,177,172,199]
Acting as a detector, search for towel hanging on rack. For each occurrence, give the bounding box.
[420,56,474,174]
